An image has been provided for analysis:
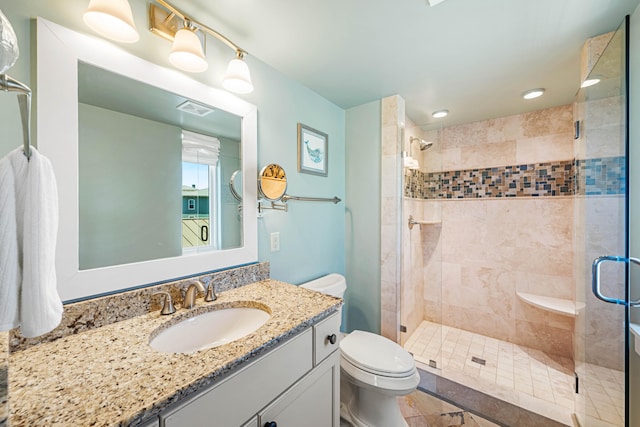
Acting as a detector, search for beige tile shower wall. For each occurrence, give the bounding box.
[420,106,575,359]
[381,95,404,341]
[434,197,575,358]
[422,105,574,173]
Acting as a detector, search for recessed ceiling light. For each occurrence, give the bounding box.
[581,77,601,88]
[522,88,545,100]
[432,109,449,118]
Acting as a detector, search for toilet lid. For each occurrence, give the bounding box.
[340,330,415,377]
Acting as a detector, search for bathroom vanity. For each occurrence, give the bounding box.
[8,280,342,426]
[159,314,340,427]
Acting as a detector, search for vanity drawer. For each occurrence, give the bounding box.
[160,328,312,427]
[313,312,341,365]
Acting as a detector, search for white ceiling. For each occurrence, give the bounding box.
[179,0,640,127]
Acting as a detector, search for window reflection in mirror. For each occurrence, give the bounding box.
[77,62,242,271]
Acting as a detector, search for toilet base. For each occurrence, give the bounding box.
[340,375,410,427]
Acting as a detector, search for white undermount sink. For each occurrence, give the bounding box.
[150,307,271,354]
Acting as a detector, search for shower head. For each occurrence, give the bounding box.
[410,137,433,151]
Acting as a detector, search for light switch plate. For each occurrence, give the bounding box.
[270,232,280,252]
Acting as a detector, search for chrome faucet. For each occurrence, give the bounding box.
[183,281,206,309]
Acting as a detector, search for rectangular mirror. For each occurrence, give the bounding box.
[36,18,257,301]
[78,62,243,270]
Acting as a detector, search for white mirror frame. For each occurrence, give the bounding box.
[36,18,258,301]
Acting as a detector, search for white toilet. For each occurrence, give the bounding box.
[301,274,419,427]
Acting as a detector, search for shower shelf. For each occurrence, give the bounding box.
[408,215,441,230]
[516,292,585,318]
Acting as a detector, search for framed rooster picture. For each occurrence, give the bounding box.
[297,123,328,176]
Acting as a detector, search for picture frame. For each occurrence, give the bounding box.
[297,123,328,176]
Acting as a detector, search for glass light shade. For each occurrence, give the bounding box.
[432,109,448,118]
[0,9,19,74]
[223,56,254,94]
[581,77,601,88]
[83,0,139,43]
[169,27,208,73]
[522,88,545,99]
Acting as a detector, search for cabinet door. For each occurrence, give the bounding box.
[313,312,341,366]
[161,329,313,427]
[260,351,340,427]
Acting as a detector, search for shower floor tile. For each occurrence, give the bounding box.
[405,320,624,426]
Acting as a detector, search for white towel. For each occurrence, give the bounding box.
[0,155,20,330]
[7,146,62,338]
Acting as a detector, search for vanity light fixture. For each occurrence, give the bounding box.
[432,109,449,118]
[150,0,254,94]
[522,88,545,100]
[169,23,208,73]
[83,0,254,93]
[581,77,601,88]
[83,0,139,43]
[223,51,254,94]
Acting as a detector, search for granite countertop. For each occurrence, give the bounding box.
[9,280,341,426]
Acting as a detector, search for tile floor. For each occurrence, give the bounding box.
[398,390,500,427]
[340,390,499,427]
[405,320,625,426]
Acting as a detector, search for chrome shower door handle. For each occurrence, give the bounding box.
[591,255,640,306]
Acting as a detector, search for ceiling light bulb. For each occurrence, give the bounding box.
[83,0,139,43]
[581,77,601,88]
[432,109,448,118]
[522,88,545,99]
[223,52,254,94]
[169,26,208,73]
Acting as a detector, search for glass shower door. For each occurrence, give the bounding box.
[400,124,443,371]
[574,16,630,427]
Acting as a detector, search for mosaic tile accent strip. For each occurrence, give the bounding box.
[9,262,270,352]
[405,157,626,199]
[405,161,574,199]
[576,157,626,196]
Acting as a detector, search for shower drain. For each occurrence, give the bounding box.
[471,356,486,366]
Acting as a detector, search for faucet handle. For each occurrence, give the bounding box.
[153,291,176,315]
[205,282,217,302]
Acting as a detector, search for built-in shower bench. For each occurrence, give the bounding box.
[516,292,585,317]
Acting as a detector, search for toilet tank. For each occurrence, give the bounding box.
[300,273,346,299]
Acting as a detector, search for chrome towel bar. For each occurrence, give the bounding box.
[281,195,342,204]
[1,74,32,160]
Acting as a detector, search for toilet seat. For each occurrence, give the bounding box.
[340,330,415,377]
[340,354,420,394]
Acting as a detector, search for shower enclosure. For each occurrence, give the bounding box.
[399,17,637,426]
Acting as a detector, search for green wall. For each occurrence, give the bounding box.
[345,100,381,333]
[0,1,346,295]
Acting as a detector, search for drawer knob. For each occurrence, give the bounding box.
[327,334,337,345]
[264,422,277,427]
